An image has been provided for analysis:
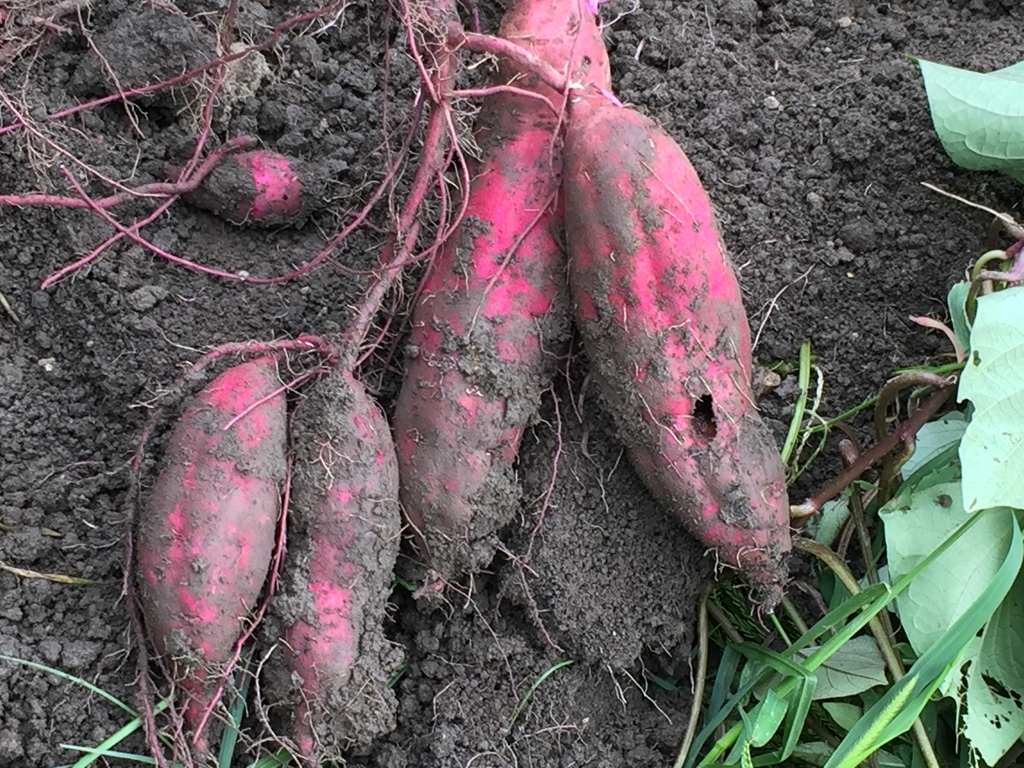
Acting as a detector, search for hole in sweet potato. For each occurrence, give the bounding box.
[692,394,717,439]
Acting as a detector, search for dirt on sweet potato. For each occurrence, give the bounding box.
[389,0,610,584]
[135,356,287,750]
[564,94,791,609]
[263,369,403,762]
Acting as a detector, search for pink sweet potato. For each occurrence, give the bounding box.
[563,93,791,609]
[136,356,286,747]
[169,149,321,228]
[270,369,402,764]
[392,0,611,581]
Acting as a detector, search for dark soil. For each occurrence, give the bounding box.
[1,1,1023,767]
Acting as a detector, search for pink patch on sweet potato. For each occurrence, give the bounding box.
[136,356,286,748]
[392,0,610,582]
[564,94,791,609]
[238,151,304,221]
[272,369,402,764]
[170,150,316,228]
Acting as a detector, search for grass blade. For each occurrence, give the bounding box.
[62,748,156,764]
[218,647,255,768]
[688,508,992,767]
[721,645,814,765]
[687,664,776,768]
[778,667,815,761]
[0,655,136,717]
[61,746,177,766]
[896,443,960,495]
[70,699,171,768]
[706,645,743,721]
[248,749,292,768]
[781,341,812,465]
[507,659,574,731]
[824,511,1022,767]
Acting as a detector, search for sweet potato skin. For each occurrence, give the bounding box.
[271,369,402,763]
[392,0,610,581]
[172,150,318,228]
[563,95,790,608]
[391,127,570,579]
[494,0,612,93]
[136,356,286,744]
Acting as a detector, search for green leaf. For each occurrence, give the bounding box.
[749,691,788,748]
[798,636,888,700]
[248,752,291,768]
[901,412,967,479]
[948,281,972,353]
[917,58,1024,184]
[733,649,816,765]
[898,443,961,498]
[790,741,834,767]
[826,510,1022,768]
[881,480,1014,658]
[958,287,1024,511]
[808,498,850,549]
[706,646,745,723]
[791,741,907,768]
[963,564,1024,765]
[693,643,816,768]
[858,565,890,597]
[690,511,993,768]
[823,702,863,732]
[690,662,778,768]
[938,633,982,701]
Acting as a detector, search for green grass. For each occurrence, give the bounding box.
[0,649,291,768]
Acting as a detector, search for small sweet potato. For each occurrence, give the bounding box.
[136,356,286,748]
[563,93,791,609]
[270,369,402,764]
[392,0,610,581]
[168,150,321,228]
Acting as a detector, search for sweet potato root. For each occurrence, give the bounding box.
[563,94,791,609]
[168,150,321,228]
[392,0,610,582]
[270,369,402,763]
[136,356,286,748]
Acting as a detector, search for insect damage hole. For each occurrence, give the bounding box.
[692,394,717,439]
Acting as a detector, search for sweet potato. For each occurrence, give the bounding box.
[392,0,611,581]
[136,356,286,748]
[563,93,791,609]
[168,150,321,228]
[270,369,402,764]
